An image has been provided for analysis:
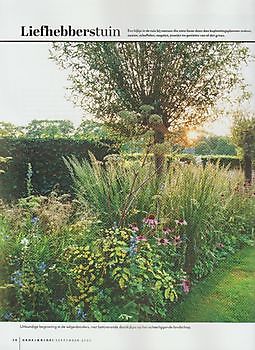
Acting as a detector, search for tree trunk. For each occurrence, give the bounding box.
[154,130,165,176]
[243,151,252,184]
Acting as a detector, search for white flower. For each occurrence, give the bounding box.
[175,219,187,226]
[20,237,29,246]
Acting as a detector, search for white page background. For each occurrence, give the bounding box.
[0,1,254,349]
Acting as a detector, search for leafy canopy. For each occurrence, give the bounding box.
[0,122,24,138]
[50,42,251,137]
[232,112,255,159]
[194,136,237,156]
[26,120,75,139]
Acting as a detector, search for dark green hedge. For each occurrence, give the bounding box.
[200,155,241,168]
[0,138,117,200]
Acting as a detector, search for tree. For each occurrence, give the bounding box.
[75,120,111,141]
[26,120,75,139]
[194,136,237,155]
[0,122,24,138]
[50,42,251,172]
[232,113,255,183]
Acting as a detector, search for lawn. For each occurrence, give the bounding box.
[169,246,255,322]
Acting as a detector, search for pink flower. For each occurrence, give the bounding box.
[182,280,191,294]
[162,226,174,234]
[172,235,182,246]
[143,214,158,228]
[156,237,169,246]
[175,219,187,226]
[136,235,147,242]
[130,223,139,232]
[216,242,224,249]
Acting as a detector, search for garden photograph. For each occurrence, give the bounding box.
[0,42,254,322]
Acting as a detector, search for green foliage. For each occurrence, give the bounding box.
[232,113,255,158]
[26,120,75,139]
[63,228,178,321]
[0,138,118,200]
[65,153,159,226]
[200,155,241,168]
[50,43,251,136]
[194,136,237,155]
[159,163,254,274]
[0,122,24,138]
[0,193,93,321]
[232,112,255,182]
[74,120,112,141]
[67,155,254,276]
[169,247,255,322]
[116,152,241,169]
[0,156,12,174]
[0,161,254,322]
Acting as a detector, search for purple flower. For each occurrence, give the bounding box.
[3,312,13,321]
[162,226,174,234]
[77,307,87,320]
[129,223,139,232]
[182,280,191,294]
[11,270,23,287]
[143,214,158,228]
[38,262,47,272]
[136,235,147,242]
[129,236,137,257]
[31,216,39,224]
[156,237,169,246]
[172,235,182,246]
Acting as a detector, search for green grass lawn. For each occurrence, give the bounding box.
[169,246,255,322]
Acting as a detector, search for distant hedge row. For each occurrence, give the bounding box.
[124,153,242,168]
[0,138,118,200]
[0,139,243,201]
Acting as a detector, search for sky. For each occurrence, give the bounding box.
[0,43,84,126]
[0,42,254,136]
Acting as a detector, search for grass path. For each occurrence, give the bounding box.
[169,246,255,322]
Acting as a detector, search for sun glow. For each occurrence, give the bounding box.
[186,116,233,142]
[187,130,201,141]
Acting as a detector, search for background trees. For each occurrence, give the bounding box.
[50,42,251,170]
[194,135,237,155]
[26,120,75,139]
[0,122,24,138]
[232,112,255,183]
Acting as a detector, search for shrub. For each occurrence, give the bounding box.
[123,153,242,169]
[67,156,254,278]
[65,153,159,227]
[200,155,241,168]
[0,138,118,200]
[0,160,254,322]
[62,227,181,321]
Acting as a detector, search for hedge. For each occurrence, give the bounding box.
[124,153,242,168]
[0,138,118,200]
[200,155,241,168]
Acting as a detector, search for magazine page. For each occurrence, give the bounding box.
[0,1,254,349]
